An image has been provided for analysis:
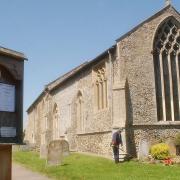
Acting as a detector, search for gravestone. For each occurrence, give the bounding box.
[165,139,176,155]
[138,138,150,160]
[40,144,48,159]
[47,140,69,165]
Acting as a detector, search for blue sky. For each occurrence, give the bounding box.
[0,0,179,123]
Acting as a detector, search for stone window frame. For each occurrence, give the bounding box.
[43,96,49,131]
[31,131,35,143]
[41,100,45,115]
[34,106,37,116]
[45,116,48,131]
[37,104,41,118]
[41,133,46,145]
[41,100,45,130]
[40,99,47,145]
[92,61,108,111]
[153,16,180,122]
[32,109,36,144]
[76,90,84,133]
[45,95,49,113]
[52,103,59,140]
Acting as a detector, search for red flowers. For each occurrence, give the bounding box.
[163,158,173,166]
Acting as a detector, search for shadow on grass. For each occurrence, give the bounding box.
[61,163,69,166]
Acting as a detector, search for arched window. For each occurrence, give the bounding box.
[52,103,59,139]
[153,17,180,121]
[93,62,108,110]
[76,91,84,132]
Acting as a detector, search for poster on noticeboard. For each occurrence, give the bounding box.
[0,83,15,112]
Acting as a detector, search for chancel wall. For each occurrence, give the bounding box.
[25,6,180,158]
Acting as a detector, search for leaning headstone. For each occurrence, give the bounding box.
[62,140,70,157]
[138,138,150,160]
[47,140,69,166]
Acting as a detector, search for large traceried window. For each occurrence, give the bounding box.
[93,62,108,110]
[153,17,180,121]
[52,103,59,139]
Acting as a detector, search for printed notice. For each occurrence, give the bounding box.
[0,83,15,112]
[0,127,16,137]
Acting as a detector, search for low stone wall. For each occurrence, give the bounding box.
[76,131,112,157]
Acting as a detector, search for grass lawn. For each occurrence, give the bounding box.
[13,151,180,180]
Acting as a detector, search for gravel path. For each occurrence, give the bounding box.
[12,163,51,180]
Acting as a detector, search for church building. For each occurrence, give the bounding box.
[25,3,180,158]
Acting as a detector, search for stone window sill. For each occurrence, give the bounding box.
[133,121,180,126]
[93,108,109,114]
[155,121,180,125]
[76,130,111,136]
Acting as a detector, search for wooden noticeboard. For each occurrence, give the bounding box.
[0,47,26,180]
[0,49,26,144]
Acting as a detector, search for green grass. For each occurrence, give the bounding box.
[13,151,180,180]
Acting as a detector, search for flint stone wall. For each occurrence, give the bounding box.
[116,7,180,125]
[25,6,180,159]
[129,127,180,157]
[50,56,112,153]
[113,7,180,158]
[76,131,112,157]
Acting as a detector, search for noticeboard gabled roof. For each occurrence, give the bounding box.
[0,46,27,60]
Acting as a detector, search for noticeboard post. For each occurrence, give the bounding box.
[0,47,27,180]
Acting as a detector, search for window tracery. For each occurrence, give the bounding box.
[154,17,180,121]
[93,63,108,110]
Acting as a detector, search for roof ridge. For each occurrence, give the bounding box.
[0,46,27,60]
[46,61,89,88]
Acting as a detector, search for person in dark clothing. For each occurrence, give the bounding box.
[111,128,123,163]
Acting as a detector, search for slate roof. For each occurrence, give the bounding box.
[27,45,115,112]
[26,5,179,112]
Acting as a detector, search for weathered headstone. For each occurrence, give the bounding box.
[47,140,69,165]
[138,138,150,160]
[62,140,69,157]
[165,139,176,156]
[40,144,48,159]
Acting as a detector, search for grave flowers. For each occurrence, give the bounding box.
[163,158,173,166]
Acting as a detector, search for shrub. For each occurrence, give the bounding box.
[150,143,170,160]
[174,133,180,146]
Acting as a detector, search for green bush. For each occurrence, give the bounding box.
[174,133,180,146]
[150,143,170,160]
